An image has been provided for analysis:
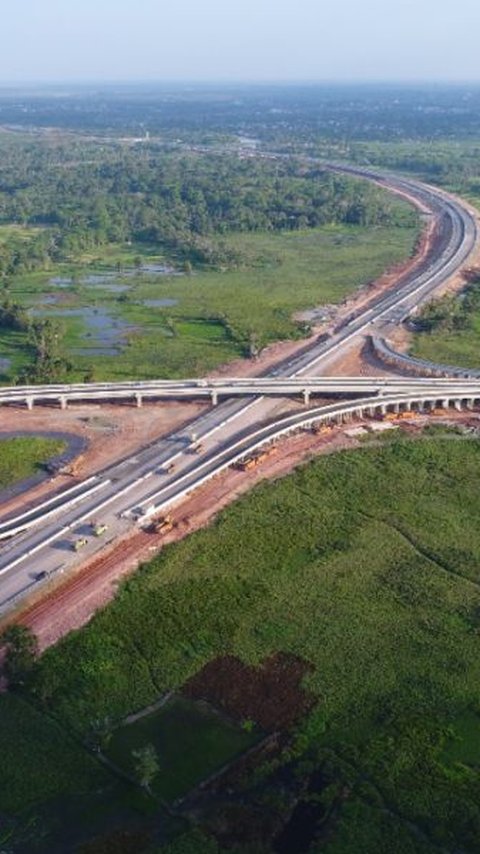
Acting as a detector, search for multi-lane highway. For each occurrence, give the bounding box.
[0,161,477,616]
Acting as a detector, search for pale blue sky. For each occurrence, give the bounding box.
[3,0,480,83]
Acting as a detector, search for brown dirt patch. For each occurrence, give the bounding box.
[182,653,315,732]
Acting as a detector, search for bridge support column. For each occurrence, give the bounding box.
[466,398,474,410]
[379,404,386,416]
[211,390,218,406]
[405,401,412,411]
[59,396,68,410]
[392,403,400,414]
[303,389,310,405]
[442,399,449,410]
[25,396,33,411]
[454,400,462,411]
[135,393,143,408]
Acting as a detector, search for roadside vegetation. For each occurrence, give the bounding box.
[0,436,66,489]
[2,437,480,851]
[410,274,480,369]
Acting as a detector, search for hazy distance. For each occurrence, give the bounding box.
[2,0,479,84]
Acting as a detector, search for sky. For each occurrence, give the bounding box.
[2,0,480,84]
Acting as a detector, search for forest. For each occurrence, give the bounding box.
[0,137,415,274]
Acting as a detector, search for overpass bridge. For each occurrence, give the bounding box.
[6,375,480,408]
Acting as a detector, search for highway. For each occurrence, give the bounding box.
[0,161,477,615]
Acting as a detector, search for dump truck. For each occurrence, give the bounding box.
[72,537,88,552]
[147,515,174,535]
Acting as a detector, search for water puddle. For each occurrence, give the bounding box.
[141,298,178,308]
[32,293,67,306]
[49,263,182,290]
[29,306,133,356]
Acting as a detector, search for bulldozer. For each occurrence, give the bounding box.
[147,515,174,536]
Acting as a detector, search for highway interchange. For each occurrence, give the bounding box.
[0,161,478,616]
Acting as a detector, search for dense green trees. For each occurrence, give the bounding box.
[0,138,416,273]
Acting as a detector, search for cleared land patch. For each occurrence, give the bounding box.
[106,695,260,802]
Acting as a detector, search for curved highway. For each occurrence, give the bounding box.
[0,161,477,615]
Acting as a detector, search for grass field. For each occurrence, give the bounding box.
[4,216,417,381]
[1,435,478,851]
[412,311,480,370]
[0,436,66,489]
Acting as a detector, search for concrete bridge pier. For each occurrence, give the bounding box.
[211,390,218,406]
[442,399,449,410]
[135,393,143,408]
[454,400,463,411]
[25,396,33,411]
[59,396,68,411]
[303,389,310,405]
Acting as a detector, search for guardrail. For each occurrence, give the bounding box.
[371,336,480,379]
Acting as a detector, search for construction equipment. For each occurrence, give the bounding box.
[312,423,333,435]
[72,537,88,552]
[56,455,84,477]
[147,515,174,535]
[91,522,108,537]
[235,445,277,472]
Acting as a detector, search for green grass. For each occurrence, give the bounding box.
[4,218,417,381]
[441,711,480,767]
[412,311,480,370]
[0,436,66,488]
[12,436,480,851]
[0,693,181,852]
[107,696,260,801]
